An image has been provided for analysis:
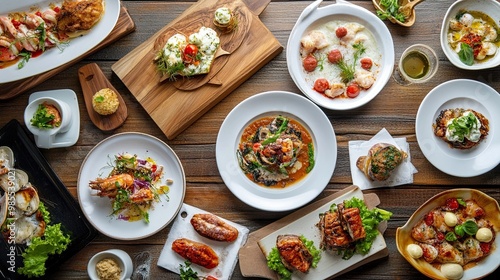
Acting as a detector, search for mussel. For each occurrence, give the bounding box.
[15,182,40,216]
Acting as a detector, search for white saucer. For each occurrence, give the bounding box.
[28,89,80,148]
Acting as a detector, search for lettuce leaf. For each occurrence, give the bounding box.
[17,202,71,278]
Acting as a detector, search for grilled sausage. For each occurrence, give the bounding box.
[171,238,219,269]
[190,213,239,242]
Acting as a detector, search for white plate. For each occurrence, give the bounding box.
[286,0,394,110]
[77,133,186,240]
[0,0,120,83]
[158,204,249,279]
[216,91,336,212]
[257,186,387,279]
[415,79,500,177]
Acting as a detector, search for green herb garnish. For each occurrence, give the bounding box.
[336,42,366,83]
[306,143,315,173]
[458,43,474,66]
[30,103,56,128]
[447,111,478,142]
[376,0,407,23]
[18,51,32,69]
[266,235,321,280]
[94,95,105,103]
[455,220,479,236]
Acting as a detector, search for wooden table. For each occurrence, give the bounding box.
[1,1,499,279]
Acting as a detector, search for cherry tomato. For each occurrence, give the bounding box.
[480,242,491,254]
[35,11,42,17]
[445,198,459,211]
[475,207,485,218]
[53,6,61,13]
[302,54,317,72]
[437,231,444,240]
[151,164,157,173]
[252,143,262,153]
[335,26,348,38]
[327,49,342,64]
[0,47,16,62]
[346,84,360,98]
[313,78,329,93]
[11,19,21,29]
[424,212,434,226]
[183,44,199,63]
[206,276,218,280]
[360,57,373,70]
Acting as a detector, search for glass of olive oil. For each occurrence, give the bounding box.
[393,44,439,85]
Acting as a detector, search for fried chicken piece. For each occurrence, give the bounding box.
[276,234,313,273]
[171,238,219,269]
[57,0,104,36]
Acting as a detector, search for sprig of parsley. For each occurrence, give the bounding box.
[377,0,407,23]
[336,42,366,83]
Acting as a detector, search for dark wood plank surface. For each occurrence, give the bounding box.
[0,1,499,279]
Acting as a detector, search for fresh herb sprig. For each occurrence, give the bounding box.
[377,0,407,23]
[336,42,366,83]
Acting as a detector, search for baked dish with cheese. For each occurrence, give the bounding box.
[433,108,489,149]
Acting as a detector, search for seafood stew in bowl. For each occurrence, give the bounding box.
[440,0,500,70]
[396,189,500,280]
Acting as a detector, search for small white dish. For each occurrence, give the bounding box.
[440,0,500,70]
[25,89,80,149]
[88,249,133,280]
[415,79,500,177]
[216,91,336,212]
[286,0,394,110]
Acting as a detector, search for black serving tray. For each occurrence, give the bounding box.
[0,119,97,279]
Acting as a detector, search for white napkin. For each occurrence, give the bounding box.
[157,204,249,280]
[349,128,417,190]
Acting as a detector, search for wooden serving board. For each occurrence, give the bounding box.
[111,0,283,140]
[0,4,136,100]
[239,185,389,279]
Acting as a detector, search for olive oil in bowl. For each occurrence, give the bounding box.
[395,44,438,85]
[402,51,430,79]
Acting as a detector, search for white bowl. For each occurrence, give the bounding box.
[24,97,72,149]
[286,0,394,110]
[88,249,133,280]
[440,0,500,70]
[396,189,500,279]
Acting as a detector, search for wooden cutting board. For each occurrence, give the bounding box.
[0,4,136,100]
[239,185,390,279]
[111,0,283,140]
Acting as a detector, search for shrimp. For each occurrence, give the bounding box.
[325,83,345,98]
[129,188,154,203]
[354,68,375,89]
[89,173,134,197]
[300,30,328,55]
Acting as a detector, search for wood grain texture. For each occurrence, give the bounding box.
[0,5,136,100]
[78,63,128,131]
[0,1,498,279]
[111,0,283,139]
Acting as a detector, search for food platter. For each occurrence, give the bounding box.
[77,132,186,240]
[0,0,120,84]
[0,119,97,279]
[286,0,394,110]
[257,186,387,279]
[396,188,500,280]
[415,79,500,177]
[216,91,336,212]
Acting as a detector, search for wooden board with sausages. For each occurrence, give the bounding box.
[111,0,283,139]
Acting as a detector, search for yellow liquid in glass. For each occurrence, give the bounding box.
[402,51,430,79]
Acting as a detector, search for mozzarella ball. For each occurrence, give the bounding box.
[444,212,458,227]
[476,227,493,243]
[406,244,423,259]
[441,263,464,280]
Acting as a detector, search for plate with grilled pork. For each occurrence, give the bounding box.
[257,186,391,279]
